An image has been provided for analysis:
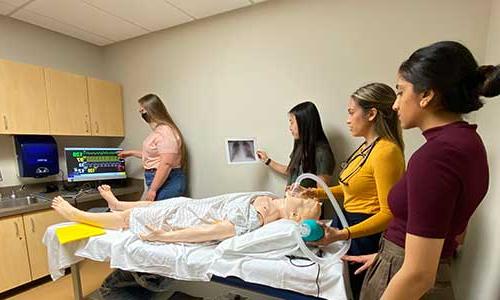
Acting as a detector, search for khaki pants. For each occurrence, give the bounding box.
[360,238,455,300]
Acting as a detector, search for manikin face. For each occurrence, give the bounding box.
[288,113,299,140]
[393,75,425,129]
[346,98,373,138]
[284,192,322,222]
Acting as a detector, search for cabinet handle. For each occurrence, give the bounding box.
[30,218,35,233]
[95,121,99,133]
[14,221,20,237]
[3,116,7,130]
[85,120,89,133]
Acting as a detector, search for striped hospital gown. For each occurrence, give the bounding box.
[129,192,277,237]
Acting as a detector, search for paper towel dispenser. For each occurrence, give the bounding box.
[14,135,59,178]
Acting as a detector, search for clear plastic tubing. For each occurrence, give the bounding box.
[292,173,351,264]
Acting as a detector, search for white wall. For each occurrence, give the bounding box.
[0,16,104,77]
[104,0,491,198]
[452,0,500,299]
[0,16,112,187]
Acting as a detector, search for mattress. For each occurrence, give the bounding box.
[43,221,347,299]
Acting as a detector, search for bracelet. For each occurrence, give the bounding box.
[345,227,351,240]
[265,158,271,165]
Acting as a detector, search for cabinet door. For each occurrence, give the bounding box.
[23,210,65,280]
[0,59,50,134]
[45,68,91,136]
[0,216,31,292]
[87,77,124,137]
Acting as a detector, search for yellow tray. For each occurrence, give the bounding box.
[55,223,106,244]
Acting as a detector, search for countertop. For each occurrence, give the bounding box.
[0,179,144,218]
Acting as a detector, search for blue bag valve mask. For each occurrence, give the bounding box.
[300,219,325,242]
[288,173,351,264]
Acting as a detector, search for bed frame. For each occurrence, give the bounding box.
[69,262,330,300]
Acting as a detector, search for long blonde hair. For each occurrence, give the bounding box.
[351,83,404,151]
[138,94,187,169]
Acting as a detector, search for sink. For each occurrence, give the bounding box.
[0,196,48,209]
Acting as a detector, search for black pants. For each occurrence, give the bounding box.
[332,211,381,300]
[98,269,174,300]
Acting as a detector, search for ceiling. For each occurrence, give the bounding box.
[0,0,269,46]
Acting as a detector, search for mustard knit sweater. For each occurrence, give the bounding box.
[314,139,405,238]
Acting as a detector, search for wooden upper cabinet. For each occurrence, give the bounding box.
[0,59,50,134]
[23,210,65,280]
[0,59,125,136]
[45,68,91,136]
[0,216,32,292]
[87,77,124,137]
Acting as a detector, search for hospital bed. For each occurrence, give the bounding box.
[44,220,349,300]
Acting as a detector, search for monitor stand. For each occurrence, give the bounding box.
[62,178,127,192]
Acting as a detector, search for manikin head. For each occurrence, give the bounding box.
[283,192,322,222]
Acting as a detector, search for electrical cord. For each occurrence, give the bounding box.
[316,263,321,298]
[59,168,65,183]
[66,182,96,208]
[287,255,316,267]
[286,254,322,298]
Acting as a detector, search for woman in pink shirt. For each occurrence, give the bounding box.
[119,94,186,201]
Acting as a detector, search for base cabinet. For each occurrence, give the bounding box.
[0,210,65,292]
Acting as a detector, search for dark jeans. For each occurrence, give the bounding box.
[145,168,186,200]
[332,211,381,300]
[98,269,174,300]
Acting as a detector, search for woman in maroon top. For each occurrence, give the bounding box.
[343,41,500,300]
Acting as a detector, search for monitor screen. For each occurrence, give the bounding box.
[65,147,126,182]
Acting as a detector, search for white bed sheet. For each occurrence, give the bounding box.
[44,222,347,300]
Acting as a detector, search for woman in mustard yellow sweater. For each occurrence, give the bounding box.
[305,83,405,299]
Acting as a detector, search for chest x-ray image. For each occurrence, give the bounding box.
[226,138,257,164]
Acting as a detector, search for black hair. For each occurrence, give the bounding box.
[288,101,335,175]
[399,41,500,114]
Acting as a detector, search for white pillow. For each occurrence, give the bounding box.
[214,219,301,259]
[215,219,350,265]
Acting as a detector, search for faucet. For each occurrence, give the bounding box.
[9,185,27,200]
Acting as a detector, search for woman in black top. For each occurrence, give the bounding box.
[257,101,335,188]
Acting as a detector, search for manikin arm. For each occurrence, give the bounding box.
[139,220,236,243]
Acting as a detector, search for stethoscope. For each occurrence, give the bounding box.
[338,137,380,185]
